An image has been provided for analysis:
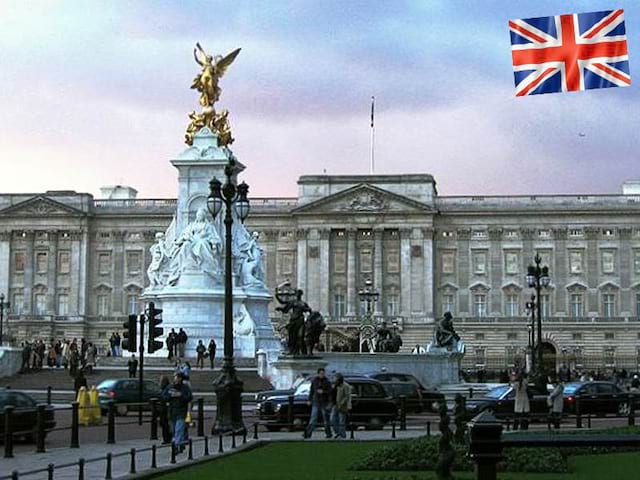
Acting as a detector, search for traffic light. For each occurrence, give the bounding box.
[147,302,164,354]
[122,314,137,353]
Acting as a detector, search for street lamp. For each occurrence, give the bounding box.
[524,294,536,371]
[0,293,10,346]
[357,279,379,352]
[525,254,551,391]
[207,158,250,435]
[358,278,379,317]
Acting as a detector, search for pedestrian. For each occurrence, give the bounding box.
[162,372,193,452]
[208,338,216,369]
[158,375,173,444]
[303,367,332,439]
[85,342,97,374]
[74,368,88,396]
[512,372,530,431]
[20,342,31,373]
[196,340,206,369]
[330,373,352,439]
[115,333,122,357]
[128,354,138,378]
[411,344,425,354]
[547,378,564,429]
[69,346,79,378]
[177,328,188,359]
[168,329,177,361]
[109,333,116,357]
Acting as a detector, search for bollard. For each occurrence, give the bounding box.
[287,395,295,432]
[197,398,204,437]
[204,435,210,456]
[107,401,115,444]
[576,397,583,429]
[170,443,176,464]
[47,386,52,405]
[70,401,80,448]
[253,422,259,440]
[350,416,355,440]
[243,429,247,444]
[151,445,157,469]
[129,448,136,474]
[426,420,431,437]
[105,453,112,480]
[468,387,474,399]
[36,404,46,453]
[399,396,407,431]
[628,394,636,426]
[391,421,396,439]
[232,430,237,449]
[188,439,194,460]
[11,471,18,480]
[218,434,224,453]
[78,458,85,480]
[467,411,503,480]
[47,463,54,480]
[150,399,158,441]
[588,415,592,429]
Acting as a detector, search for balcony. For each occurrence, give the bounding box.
[92,199,177,214]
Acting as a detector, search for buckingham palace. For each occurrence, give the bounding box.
[2,174,640,372]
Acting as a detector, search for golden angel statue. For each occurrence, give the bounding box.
[191,43,241,108]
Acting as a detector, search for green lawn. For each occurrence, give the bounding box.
[155,443,640,480]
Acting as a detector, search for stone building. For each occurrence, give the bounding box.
[2,174,640,372]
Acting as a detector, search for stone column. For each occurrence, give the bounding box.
[24,231,35,314]
[457,229,471,314]
[0,231,11,298]
[47,231,58,314]
[422,227,435,321]
[619,228,633,314]
[373,229,383,315]
[75,230,89,317]
[319,229,331,315]
[296,228,308,294]
[410,228,424,314]
[400,228,412,316]
[112,231,126,314]
[553,228,568,314]
[346,229,356,316]
[488,228,503,315]
[585,227,599,314]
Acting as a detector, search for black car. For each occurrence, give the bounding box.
[364,372,445,413]
[254,375,310,403]
[0,389,56,441]
[563,381,640,415]
[96,379,163,415]
[465,384,550,419]
[257,376,397,432]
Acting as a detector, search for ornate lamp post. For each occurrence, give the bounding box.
[524,294,536,372]
[525,254,551,390]
[0,293,10,346]
[358,278,380,317]
[357,279,379,352]
[207,158,250,435]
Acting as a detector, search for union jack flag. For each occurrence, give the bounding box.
[509,9,631,96]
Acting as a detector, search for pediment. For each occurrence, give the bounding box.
[0,196,85,217]
[292,184,433,215]
[501,281,523,291]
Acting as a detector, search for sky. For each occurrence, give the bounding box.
[0,0,639,199]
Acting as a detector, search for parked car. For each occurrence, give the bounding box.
[257,376,397,432]
[364,372,445,413]
[465,384,550,418]
[96,379,162,415]
[254,375,310,403]
[563,381,640,415]
[0,389,56,441]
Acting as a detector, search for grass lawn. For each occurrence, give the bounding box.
[155,442,640,480]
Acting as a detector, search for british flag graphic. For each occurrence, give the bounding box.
[509,9,631,96]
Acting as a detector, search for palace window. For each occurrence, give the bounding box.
[386,249,400,273]
[442,294,455,315]
[601,251,616,274]
[536,250,552,269]
[540,294,550,319]
[127,294,139,315]
[386,288,400,316]
[604,347,616,367]
[472,230,487,239]
[569,251,583,274]
[279,251,294,275]
[472,251,487,275]
[58,251,71,274]
[604,332,615,340]
[14,252,25,273]
[57,294,69,316]
[634,251,640,274]
[126,251,142,275]
[97,294,110,316]
[504,252,519,275]
[441,252,455,274]
[333,293,345,318]
[505,294,519,316]
[636,293,640,318]
[359,250,373,273]
[13,293,23,315]
[473,294,487,318]
[570,293,584,317]
[98,252,111,275]
[36,252,48,273]
[474,347,486,367]
[569,229,583,237]
[35,294,46,315]
[572,333,583,341]
[333,250,346,273]
[602,293,616,318]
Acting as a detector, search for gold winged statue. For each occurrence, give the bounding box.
[185,44,241,146]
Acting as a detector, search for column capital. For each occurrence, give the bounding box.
[519,228,536,240]
[421,227,435,239]
[552,228,568,240]
[584,227,600,240]
[488,228,503,241]
[456,228,471,240]
[318,228,331,240]
[619,227,633,240]
[0,230,12,241]
[295,228,309,240]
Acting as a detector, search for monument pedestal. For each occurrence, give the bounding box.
[269,356,328,390]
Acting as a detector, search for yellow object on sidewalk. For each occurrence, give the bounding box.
[88,386,102,425]
[185,410,193,425]
[77,386,91,426]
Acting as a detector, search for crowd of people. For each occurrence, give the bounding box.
[20,338,98,375]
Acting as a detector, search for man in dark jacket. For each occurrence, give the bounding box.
[162,372,193,451]
[128,354,138,378]
[207,339,216,369]
[303,368,332,439]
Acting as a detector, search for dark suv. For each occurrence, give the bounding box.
[0,389,56,441]
[257,376,397,431]
[96,379,163,415]
[365,372,445,413]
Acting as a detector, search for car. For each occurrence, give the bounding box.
[96,379,163,415]
[563,381,640,415]
[254,375,310,403]
[465,384,550,419]
[257,376,398,432]
[363,372,445,413]
[0,389,56,441]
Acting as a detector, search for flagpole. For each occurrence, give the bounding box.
[370,96,375,174]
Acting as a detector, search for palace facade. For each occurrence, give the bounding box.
[2,175,640,372]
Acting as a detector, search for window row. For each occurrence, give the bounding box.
[12,250,143,276]
[331,290,400,317]
[11,292,141,316]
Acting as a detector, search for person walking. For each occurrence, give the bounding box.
[548,378,564,429]
[162,372,193,452]
[208,338,216,369]
[512,372,530,431]
[177,329,188,359]
[158,375,173,444]
[195,340,206,369]
[128,354,138,378]
[74,368,88,396]
[303,368,332,439]
[330,373,352,439]
[85,342,97,374]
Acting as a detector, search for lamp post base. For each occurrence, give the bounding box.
[211,357,246,435]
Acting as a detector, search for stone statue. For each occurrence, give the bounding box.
[167,207,222,285]
[147,232,168,288]
[427,312,465,353]
[275,285,311,356]
[304,311,326,356]
[374,321,403,353]
[233,303,256,337]
[185,43,241,146]
[238,231,264,287]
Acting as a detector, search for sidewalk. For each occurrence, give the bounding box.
[2,429,426,480]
